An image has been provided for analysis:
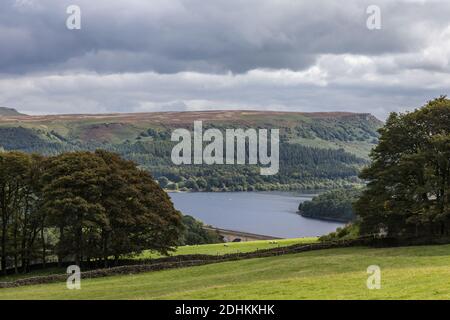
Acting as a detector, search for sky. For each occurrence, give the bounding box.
[0,0,449,119]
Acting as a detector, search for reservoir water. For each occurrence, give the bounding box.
[169,192,345,238]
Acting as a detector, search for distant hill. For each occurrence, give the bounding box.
[0,107,26,117]
[0,110,383,191]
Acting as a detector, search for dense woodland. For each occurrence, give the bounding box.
[298,187,362,222]
[355,97,450,239]
[0,135,368,192]
[0,150,187,274]
[0,113,380,191]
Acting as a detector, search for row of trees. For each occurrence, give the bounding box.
[0,150,184,274]
[355,97,450,238]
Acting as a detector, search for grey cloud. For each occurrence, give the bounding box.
[0,70,447,119]
[1,0,449,74]
[0,0,449,119]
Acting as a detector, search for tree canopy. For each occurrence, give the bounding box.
[298,187,362,222]
[0,150,184,273]
[355,97,450,239]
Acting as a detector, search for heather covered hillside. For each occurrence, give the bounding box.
[0,110,382,191]
[0,107,25,117]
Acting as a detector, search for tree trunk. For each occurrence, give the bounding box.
[13,255,18,274]
[13,218,18,274]
[75,226,82,267]
[102,230,108,268]
[0,185,7,275]
[57,226,64,268]
[1,219,7,275]
[41,227,46,269]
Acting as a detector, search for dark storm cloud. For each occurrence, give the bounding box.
[1,0,448,74]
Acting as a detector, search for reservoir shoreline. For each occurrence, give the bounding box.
[170,191,344,238]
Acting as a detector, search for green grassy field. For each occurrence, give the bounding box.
[137,237,318,258]
[0,238,317,282]
[2,244,450,299]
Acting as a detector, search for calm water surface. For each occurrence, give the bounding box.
[169,192,344,238]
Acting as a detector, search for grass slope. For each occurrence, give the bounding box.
[2,244,450,299]
[0,238,317,282]
[138,237,318,258]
